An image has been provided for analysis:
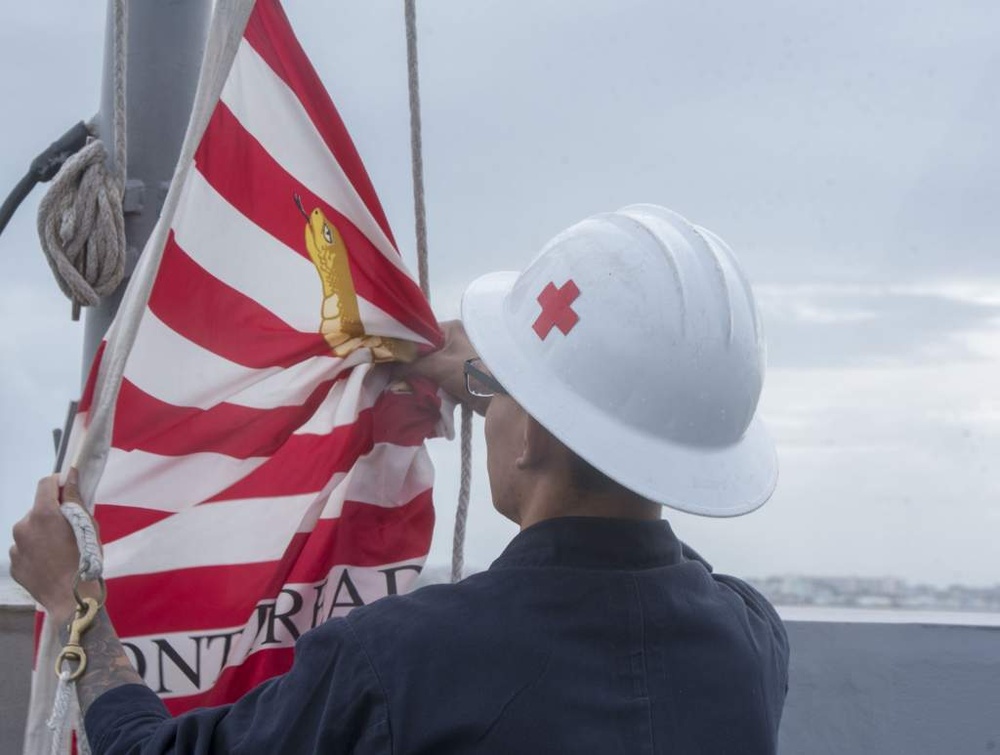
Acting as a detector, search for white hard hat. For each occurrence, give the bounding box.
[461,204,777,517]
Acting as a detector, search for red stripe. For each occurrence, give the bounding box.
[104,493,431,636]
[78,340,106,414]
[372,376,444,447]
[148,233,330,369]
[285,492,434,584]
[243,0,396,249]
[194,102,441,349]
[163,646,294,714]
[203,412,375,502]
[112,376,343,460]
[106,561,277,637]
[95,504,173,545]
[204,386,438,502]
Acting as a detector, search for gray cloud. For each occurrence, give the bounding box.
[758,284,1000,369]
[1,1,998,588]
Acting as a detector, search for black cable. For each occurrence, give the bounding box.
[0,172,38,237]
[0,121,91,239]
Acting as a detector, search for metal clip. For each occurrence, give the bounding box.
[73,573,106,613]
[55,596,101,681]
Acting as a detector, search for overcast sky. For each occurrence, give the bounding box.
[1,0,998,588]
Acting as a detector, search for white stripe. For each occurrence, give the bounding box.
[356,297,431,345]
[103,493,319,577]
[172,168,321,332]
[99,445,432,565]
[119,622,247,700]
[102,444,431,572]
[62,413,89,476]
[172,169,432,345]
[294,362,381,435]
[119,557,426,700]
[99,377,391,512]
[320,443,434,519]
[124,310,364,410]
[222,42,412,279]
[97,448,268,512]
[236,562,426,653]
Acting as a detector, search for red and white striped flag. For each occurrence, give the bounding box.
[27,1,445,749]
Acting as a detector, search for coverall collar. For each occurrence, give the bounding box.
[490,516,693,572]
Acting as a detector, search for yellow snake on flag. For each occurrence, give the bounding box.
[296,195,415,363]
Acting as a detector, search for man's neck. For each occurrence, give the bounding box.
[518,487,661,530]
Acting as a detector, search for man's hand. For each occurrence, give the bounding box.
[10,470,98,625]
[11,472,141,718]
[406,320,491,415]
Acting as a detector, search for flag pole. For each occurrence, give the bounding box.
[31,5,215,752]
[82,0,213,387]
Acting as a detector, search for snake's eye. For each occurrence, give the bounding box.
[323,224,334,244]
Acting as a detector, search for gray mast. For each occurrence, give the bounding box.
[26,6,216,751]
[82,0,213,382]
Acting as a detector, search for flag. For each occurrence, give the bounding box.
[26,0,445,749]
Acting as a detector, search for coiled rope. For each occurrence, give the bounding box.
[45,2,126,750]
[37,0,128,313]
[404,0,473,583]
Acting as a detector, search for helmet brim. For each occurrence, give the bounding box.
[462,271,779,518]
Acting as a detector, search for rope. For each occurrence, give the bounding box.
[36,139,126,307]
[403,0,473,582]
[46,670,73,755]
[111,0,127,190]
[451,405,473,582]
[404,0,429,299]
[60,503,104,582]
[36,0,127,309]
[46,499,103,755]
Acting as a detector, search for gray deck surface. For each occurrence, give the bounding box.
[3,605,999,754]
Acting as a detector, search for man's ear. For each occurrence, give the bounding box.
[515,416,558,470]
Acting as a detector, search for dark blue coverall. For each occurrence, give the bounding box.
[86,516,789,754]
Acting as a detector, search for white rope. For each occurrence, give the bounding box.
[404,0,429,299]
[45,500,103,755]
[44,497,104,755]
[111,0,127,190]
[37,0,127,309]
[452,405,473,582]
[37,138,126,307]
[60,503,104,582]
[46,670,73,755]
[403,0,474,582]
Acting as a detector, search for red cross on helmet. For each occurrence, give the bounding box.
[461,204,777,517]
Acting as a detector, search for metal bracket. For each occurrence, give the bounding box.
[122,178,145,214]
[53,400,80,472]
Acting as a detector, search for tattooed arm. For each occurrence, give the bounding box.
[11,472,146,716]
[12,474,390,754]
[55,607,144,715]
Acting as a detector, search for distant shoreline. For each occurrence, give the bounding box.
[3,573,1000,613]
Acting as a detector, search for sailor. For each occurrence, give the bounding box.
[11,204,788,754]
